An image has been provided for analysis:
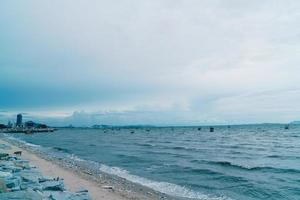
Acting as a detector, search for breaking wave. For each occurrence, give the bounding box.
[99,164,232,200]
[3,134,41,148]
[52,146,72,153]
[202,160,300,173]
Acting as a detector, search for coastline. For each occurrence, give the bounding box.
[0,136,175,200]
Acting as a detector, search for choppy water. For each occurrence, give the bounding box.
[7,124,300,200]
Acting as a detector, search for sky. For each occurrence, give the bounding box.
[1,0,300,126]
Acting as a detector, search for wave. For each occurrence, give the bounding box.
[66,153,86,162]
[208,161,255,170]
[115,154,145,162]
[134,143,156,147]
[53,151,232,200]
[172,146,188,150]
[158,163,221,175]
[201,160,300,173]
[186,168,222,176]
[266,155,283,158]
[53,146,71,153]
[99,164,232,200]
[3,135,41,148]
[266,154,300,160]
[166,145,203,152]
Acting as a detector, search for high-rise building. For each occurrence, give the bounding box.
[16,114,23,127]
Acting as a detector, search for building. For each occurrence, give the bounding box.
[25,121,48,129]
[25,121,36,128]
[37,124,47,128]
[16,114,23,127]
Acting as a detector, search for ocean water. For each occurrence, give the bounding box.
[7,124,300,200]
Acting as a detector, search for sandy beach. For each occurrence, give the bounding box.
[0,138,169,200]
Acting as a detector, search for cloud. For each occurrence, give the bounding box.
[45,110,217,127]
[0,0,300,124]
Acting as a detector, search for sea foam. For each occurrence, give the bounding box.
[99,164,232,200]
[3,134,41,148]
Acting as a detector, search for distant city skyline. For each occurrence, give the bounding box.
[1,1,300,126]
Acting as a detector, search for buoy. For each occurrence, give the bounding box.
[210,127,214,132]
[284,125,289,130]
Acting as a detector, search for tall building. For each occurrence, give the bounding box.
[16,114,23,127]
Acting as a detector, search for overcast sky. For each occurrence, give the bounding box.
[1,0,300,126]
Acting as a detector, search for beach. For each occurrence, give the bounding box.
[1,125,299,200]
[0,137,172,200]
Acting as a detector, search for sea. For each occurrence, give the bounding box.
[4,124,300,200]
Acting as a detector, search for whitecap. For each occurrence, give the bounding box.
[99,164,232,200]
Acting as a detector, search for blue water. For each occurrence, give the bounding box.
[9,125,300,200]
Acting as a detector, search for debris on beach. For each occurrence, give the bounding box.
[102,185,113,190]
[14,151,22,156]
[0,145,91,200]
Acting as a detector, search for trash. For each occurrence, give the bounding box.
[13,151,22,156]
[102,185,113,189]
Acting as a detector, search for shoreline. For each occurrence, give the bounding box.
[0,136,176,200]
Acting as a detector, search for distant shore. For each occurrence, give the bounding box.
[0,136,174,200]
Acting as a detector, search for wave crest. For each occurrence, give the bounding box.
[99,164,231,200]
